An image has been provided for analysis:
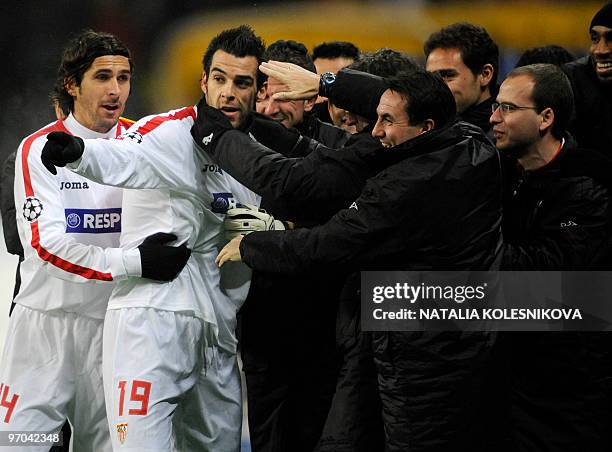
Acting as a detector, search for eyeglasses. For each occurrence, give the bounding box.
[491,102,540,114]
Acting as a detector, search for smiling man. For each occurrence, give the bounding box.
[563,3,612,155]
[260,39,350,149]
[371,85,434,148]
[194,62,504,452]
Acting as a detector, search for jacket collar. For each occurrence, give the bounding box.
[458,95,495,133]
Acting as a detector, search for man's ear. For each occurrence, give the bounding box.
[478,64,494,88]
[539,107,555,135]
[419,119,435,134]
[65,77,77,97]
[257,81,267,102]
[304,96,316,112]
[201,71,208,95]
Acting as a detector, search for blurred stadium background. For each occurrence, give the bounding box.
[0,1,605,449]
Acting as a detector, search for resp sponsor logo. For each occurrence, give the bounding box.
[211,193,237,214]
[66,213,81,228]
[64,208,121,234]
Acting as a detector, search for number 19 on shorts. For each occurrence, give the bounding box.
[117,380,151,416]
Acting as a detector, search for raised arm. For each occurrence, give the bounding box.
[191,103,387,222]
[41,108,197,190]
[260,61,386,120]
[17,131,140,282]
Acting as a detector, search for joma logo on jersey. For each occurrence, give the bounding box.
[202,164,223,174]
[211,193,236,214]
[65,208,121,234]
[60,181,90,190]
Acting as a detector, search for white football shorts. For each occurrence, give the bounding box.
[0,304,110,452]
[103,307,241,451]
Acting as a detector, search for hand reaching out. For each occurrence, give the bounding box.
[216,235,244,267]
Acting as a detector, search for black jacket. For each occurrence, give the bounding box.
[328,69,386,121]
[296,112,351,150]
[210,125,393,225]
[563,56,612,156]
[235,113,355,452]
[1,151,22,257]
[238,120,503,273]
[498,136,612,452]
[1,151,23,314]
[458,94,496,138]
[501,135,612,270]
[235,120,503,452]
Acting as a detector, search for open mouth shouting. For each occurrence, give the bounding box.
[102,103,121,113]
[220,105,241,123]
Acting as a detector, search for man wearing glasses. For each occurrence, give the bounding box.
[490,63,612,451]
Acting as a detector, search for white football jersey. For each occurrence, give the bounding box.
[70,106,260,351]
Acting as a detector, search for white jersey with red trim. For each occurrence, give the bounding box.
[14,114,137,319]
[69,106,260,351]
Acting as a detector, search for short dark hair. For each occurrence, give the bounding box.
[202,25,266,88]
[385,70,456,129]
[424,22,499,87]
[349,48,418,78]
[515,45,575,68]
[312,41,360,61]
[506,64,573,140]
[51,29,133,115]
[263,40,316,73]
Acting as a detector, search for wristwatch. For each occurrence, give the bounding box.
[319,72,336,97]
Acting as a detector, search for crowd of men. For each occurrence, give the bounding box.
[1,2,612,451]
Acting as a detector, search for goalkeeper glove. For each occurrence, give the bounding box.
[223,204,285,240]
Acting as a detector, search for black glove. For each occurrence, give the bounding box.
[190,97,234,152]
[138,232,191,281]
[41,132,84,175]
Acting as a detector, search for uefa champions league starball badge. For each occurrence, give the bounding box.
[22,197,44,222]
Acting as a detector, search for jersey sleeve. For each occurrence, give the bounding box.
[16,129,141,283]
[69,108,197,190]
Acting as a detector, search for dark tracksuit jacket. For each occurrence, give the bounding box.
[207,111,503,452]
[495,136,612,452]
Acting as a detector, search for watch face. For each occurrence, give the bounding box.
[322,72,336,83]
